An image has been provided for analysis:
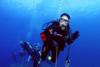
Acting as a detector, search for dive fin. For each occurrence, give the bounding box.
[65,59,70,67]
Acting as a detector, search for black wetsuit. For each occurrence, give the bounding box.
[41,20,71,63]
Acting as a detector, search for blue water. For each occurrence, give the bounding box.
[0,0,100,67]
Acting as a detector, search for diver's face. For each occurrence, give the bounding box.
[59,15,69,30]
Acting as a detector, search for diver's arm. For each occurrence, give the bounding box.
[65,28,72,45]
[66,29,79,45]
[71,31,79,41]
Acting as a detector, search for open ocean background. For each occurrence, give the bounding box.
[0,0,100,67]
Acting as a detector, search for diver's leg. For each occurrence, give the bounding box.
[41,44,49,61]
[58,40,65,51]
[51,46,59,63]
[54,37,65,51]
[51,47,56,63]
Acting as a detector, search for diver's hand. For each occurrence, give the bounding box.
[66,30,79,45]
[71,30,79,41]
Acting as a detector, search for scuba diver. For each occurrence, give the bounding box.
[20,41,41,67]
[40,13,79,63]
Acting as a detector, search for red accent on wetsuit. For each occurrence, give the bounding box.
[40,32,47,41]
